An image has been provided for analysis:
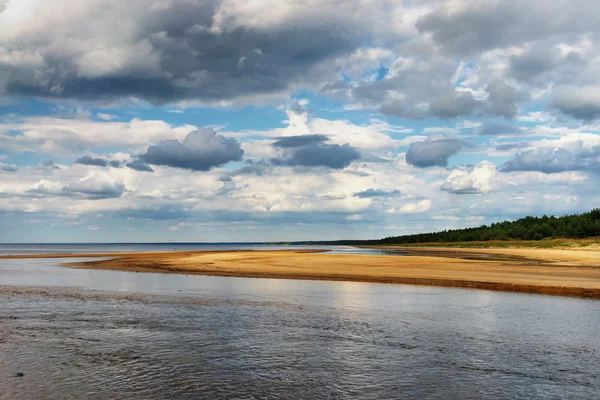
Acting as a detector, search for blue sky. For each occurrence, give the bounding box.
[1,0,600,242]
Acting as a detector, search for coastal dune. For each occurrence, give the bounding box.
[32,247,600,299]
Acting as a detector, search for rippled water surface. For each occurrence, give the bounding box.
[0,243,394,255]
[1,257,599,399]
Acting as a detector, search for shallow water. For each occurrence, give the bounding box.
[0,243,394,256]
[1,257,599,399]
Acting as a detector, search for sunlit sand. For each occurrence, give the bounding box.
[5,247,599,298]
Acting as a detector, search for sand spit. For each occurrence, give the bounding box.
[3,248,600,298]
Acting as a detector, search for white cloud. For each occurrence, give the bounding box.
[389,199,432,214]
[97,113,117,121]
[234,106,402,150]
[441,161,498,194]
[0,116,197,155]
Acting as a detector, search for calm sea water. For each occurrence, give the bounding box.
[1,255,599,399]
[0,243,394,256]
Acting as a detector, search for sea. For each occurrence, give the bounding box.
[0,244,598,399]
[0,243,394,256]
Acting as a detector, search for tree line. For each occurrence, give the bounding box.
[376,209,600,244]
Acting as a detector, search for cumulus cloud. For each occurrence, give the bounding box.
[39,161,61,171]
[502,148,600,173]
[473,124,523,136]
[27,180,62,197]
[405,137,466,168]
[441,161,498,194]
[509,46,561,83]
[551,86,600,120]
[75,155,156,171]
[389,200,432,214]
[139,128,243,171]
[428,92,479,118]
[270,134,360,169]
[0,0,597,125]
[0,0,384,105]
[0,116,197,156]
[74,155,123,168]
[269,106,401,150]
[377,80,521,120]
[63,172,126,199]
[272,134,329,148]
[272,144,360,169]
[484,80,521,119]
[415,0,597,55]
[29,172,126,200]
[353,188,401,198]
[75,156,109,167]
[1,162,18,172]
[125,159,154,172]
[229,160,271,176]
[495,141,530,151]
[4,0,600,241]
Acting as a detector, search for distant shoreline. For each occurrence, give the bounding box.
[3,247,599,299]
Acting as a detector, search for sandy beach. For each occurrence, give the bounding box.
[4,247,599,299]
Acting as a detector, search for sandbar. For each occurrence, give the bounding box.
[3,247,599,299]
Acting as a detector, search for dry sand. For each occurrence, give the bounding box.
[3,247,597,299]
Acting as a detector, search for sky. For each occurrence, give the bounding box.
[1,0,600,243]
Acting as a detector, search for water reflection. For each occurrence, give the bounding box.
[1,258,599,399]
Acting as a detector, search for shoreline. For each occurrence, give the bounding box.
[2,248,600,299]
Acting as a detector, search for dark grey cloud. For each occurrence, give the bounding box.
[495,141,530,151]
[440,184,480,195]
[348,64,467,120]
[551,86,600,120]
[353,188,401,198]
[428,92,479,118]
[125,159,154,172]
[75,156,125,168]
[272,134,329,148]
[1,163,18,172]
[509,46,559,82]
[334,57,522,120]
[484,80,521,119]
[502,147,600,173]
[416,2,527,55]
[415,1,596,56]
[0,1,371,104]
[377,83,520,120]
[139,128,243,171]
[405,138,466,168]
[272,142,360,169]
[440,183,480,195]
[379,99,437,120]
[270,134,361,169]
[75,156,109,167]
[509,45,588,90]
[39,161,61,171]
[473,124,523,136]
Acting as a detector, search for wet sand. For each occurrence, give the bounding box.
[4,247,598,299]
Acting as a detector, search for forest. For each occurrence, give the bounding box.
[376,209,600,244]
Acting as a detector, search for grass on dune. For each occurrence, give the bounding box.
[377,238,600,249]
